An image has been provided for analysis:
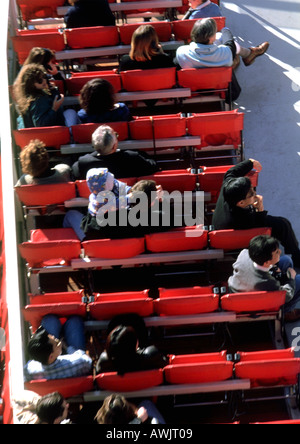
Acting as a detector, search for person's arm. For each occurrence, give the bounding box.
[224,159,261,182]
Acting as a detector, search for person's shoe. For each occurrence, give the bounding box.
[243,42,270,66]
[284,309,300,323]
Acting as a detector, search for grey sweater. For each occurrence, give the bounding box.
[228,249,295,303]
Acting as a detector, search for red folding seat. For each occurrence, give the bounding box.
[76,177,137,199]
[29,290,85,305]
[89,290,154,320]
[129,114,187,140]
[64,26,119,49]
[187,110,244,149]
[23,301,87,333]
[82,237,145,259]
[96,369,164,392]
[221,291,286,313]
[164,351,233,384]
[209,228,272,250]
[145,227,208,253]
[139,170,196,193]
[13,126,70,150]
[15,182,76,207]
[172,17,226,41]
[198,165,258,193]
[120,67,177,92]
[18,228,82,268]
[154,286,219,316]
[16,0,65,21]
[66,70,122,96]
[71,121,129,144]
[119,21,173,45]
[25,376,94,398]
[177,67,232,94]
[12,31,65,64]
[235,348,300,388]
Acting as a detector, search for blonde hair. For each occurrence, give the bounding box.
[129,25,162,62]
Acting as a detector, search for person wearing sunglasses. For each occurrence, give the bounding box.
[13,63,78,129]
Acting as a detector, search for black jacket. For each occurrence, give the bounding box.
[64,0,115,28]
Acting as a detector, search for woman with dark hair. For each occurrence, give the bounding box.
[77,78,131,124]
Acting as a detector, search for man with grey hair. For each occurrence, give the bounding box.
[72,125,159,180]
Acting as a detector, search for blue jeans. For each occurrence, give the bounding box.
[278,255,300,312]
[63,210,85,241]
[42,315,86,351]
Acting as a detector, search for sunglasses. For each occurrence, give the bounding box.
[36,74,48,84]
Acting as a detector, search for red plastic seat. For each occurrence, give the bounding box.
[76,177,137,199]
[209,228,272,250]
[172,17,226,41]
[155,286,219,316]
[164,351,233,384]
[187,110,244,149]
[82,237,145,259]
[23,301,87,333]
[12,31,65,64]
[25,376,94,398]
[198,165,258,192]
[177,67,232,93]
[145,227,208,253]
[129,114,187,140]
[140,170,196,193]
[16,0,65,21]
[96,369,164,392]
[13,126,71,150]
[64,26,120,49]
[29,290,85,305]
[71,121,129,144]
[89,290,154,320]
[119,21,173,45]
[15,182,76,207]
[235,348,300,387]
[66,70,122,95]
[121,67,177,92]
[221,291,286,313]
[18,228,82,268]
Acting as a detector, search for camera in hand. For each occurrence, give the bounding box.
[270,266,291,285]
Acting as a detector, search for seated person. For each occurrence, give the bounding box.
[64,0,115,28]
[13,390,41,424]
[228,235,300,322]
[96,322,168,375]
[212,158,300,266]
[71,125,159,180]
[176,18,269,69]
[183,0,222,19]
[119,25,176,71]
[35,392,70,424]
[77,79,131,124]
[95,394,165,424]
[15,139,71,186]
[24,315,92,381]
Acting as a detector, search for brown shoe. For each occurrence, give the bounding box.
[284,309,300,323]
[243,42,270,66]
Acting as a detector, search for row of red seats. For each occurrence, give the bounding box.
[12,17,226,64]
[24,347,300,399]
[23,286,286,333]
[18,226,271,268]
[13,110,243,151]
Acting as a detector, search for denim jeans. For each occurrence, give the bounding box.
[63,210,85,241]
[42,315,86,351]
[278,255,300,312]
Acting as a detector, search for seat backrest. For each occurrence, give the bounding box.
[187,110,244,148]
[221,290,286,313]
[76,177,137,199]
[29,290,85,305]
[177,67,232,92]
[15,182,76,207]
[198,164,258,192]
[139,170,196,193]
[129,114,187,140]
[154,292,219,316]
[17,0,65,21]
[172,17,226,41]
[82,237,145,259]
[25,376,94,398]
[121,67,177,92]
[209,228,272,250]
[13,126,71,150]
[12,32,65,64]
[64,26,120,49]
[71,121,129,144]
[66,70,122,95]
[96,369,164,392]
[145,227,208,253]
[119,21,173,45]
